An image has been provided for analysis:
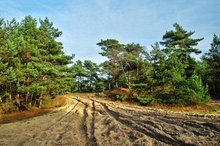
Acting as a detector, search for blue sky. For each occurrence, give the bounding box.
[1,0,220,63]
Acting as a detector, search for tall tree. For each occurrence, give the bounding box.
[148,42,165,92]
[97,39,145,88]
[0,16,73,112]
[203,34,220,97]
[160,23,203,77]
[123,43,144,85]
[97,39,125,88]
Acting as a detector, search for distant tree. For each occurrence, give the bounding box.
[97,39,125,88]
[99,61,115,90]
[123,43,144,86]
[71,60,87,92]
[83,60,100,92]
[97,39,145,88]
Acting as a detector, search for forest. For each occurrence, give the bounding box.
[0,16,219,112]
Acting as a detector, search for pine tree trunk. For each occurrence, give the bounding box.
[16,94,20,106]
[108,74,111,90]
[213,84,216,96]
[39,92,43,108]
[128,70,130,89]
[25,48,30,107]
[30,93,33,106]
[25,72,30,106]
[17,60,21,106]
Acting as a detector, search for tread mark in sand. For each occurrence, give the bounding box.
[83,104,89,145]
[90,100,98,146]
[100,103,195,146]
[75,97,98,146]
[19,101,79,146]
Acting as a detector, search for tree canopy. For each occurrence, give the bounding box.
[0,16,73,112]
[202,34,220,97]
[0,17,218,112]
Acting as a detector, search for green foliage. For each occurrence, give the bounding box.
[202,34,220,97]
[0,16,74,111]
[97,39,145,89]
[116,94,126,101]
[185,75,211,104]
[95,81,105,92]
[137,95,159,106]
[161,23,203,78]
[0,16,215,111]
[70,60,103,92]
[160,23,203,53]
[102,23,211,106]
[130,83,148,89]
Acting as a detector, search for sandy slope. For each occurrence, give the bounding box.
[0,94,220,146]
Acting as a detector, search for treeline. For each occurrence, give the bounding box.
[0,16,74,112]
[96,23,220,105]
[0,16,220,112]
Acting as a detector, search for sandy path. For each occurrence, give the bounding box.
[0,94,220,146]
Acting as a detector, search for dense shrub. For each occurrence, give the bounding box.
[137,95,159,105]
[185,75,211,104]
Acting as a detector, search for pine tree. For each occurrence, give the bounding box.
[97,39,145,88]
[0,16,73,111]
[83,60,99,92]
[97,39,125,88]
[71,60,87,92]
[203,34,220,97]
[160,23,203,78]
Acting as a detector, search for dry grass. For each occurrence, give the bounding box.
[104,88,220,115]
[43,95,68,108]
[108,88,130,95]
[102,90,220,115]
[0,108,51,124]
[0,95,68,124]
[150,101,220,115]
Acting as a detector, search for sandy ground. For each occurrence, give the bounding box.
[0,94,220,146]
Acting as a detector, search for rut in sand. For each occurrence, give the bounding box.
[0,94,220,146]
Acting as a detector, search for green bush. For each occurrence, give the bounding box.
[116,94,126,101]
[185,75,211,104]
[137,95,159,105]
[95,82,105,92]
[153,75,211,106]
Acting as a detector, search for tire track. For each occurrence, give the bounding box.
[154,115,220,137]
[20,99,80,146]
[1,94,220,146]
[90,100,97,146]
[17,101,73,144]
[94,99,168,145]
[101,100,220,141]
[73,96,98,146]
[35,100,79,134]
[82,103,89,145]
[99,102,194,146]
[93,100,135,145]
